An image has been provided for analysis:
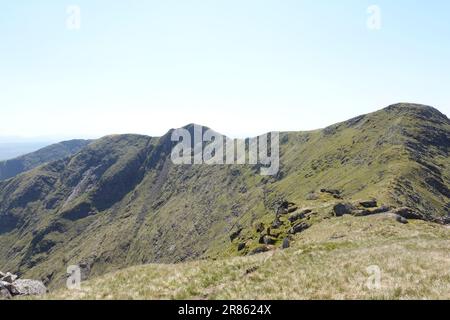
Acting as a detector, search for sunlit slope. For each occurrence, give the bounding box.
[43,215,450,300]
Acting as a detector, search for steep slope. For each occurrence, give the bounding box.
[0,140,92,181]
[0,103,448,290]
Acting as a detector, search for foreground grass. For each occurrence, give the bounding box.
[43,215,450,300]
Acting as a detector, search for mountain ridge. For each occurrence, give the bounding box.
[0,103,448,289]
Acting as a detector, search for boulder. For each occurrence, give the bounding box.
[288,209,312,223]
[237,242,246,251]
[352,209,370,217]
[271,217,282,229]
[359,200,378,208]
[0,271,5,278]
[263,236,277,245]
[282,238,290,249]
[320,188,341,196]
[370,205,391,214]
[1,272,18,283]
[333,203,355,217]
[395,215,408,224]
[393,207,423,220]
[12,279,47,296]
[0,287,11,300]
[249,245,270,255]
[289,222,310,234]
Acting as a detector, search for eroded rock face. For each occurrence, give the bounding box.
[0,271,47,299]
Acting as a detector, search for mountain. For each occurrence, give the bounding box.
[0,140,92,181]
[0,103,449,291]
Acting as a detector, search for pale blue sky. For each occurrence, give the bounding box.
[0,0,449,139]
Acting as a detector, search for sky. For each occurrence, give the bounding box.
[0,0,449,139]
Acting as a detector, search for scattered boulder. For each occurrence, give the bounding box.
[282,238,290,249]
[271,217,283,229]
[0,272,47,299]
[0,287,11,299]
[13,279,47,296]
[370,205,391,214]
[395,215,408,224]
[276,201,296,215]
[392,207,424,220]
[289,222,310,234]
[333,203,355,217]
[249,245,270,255]
[288,209,312,223]
[352,209,371,217]
[359,200,378,208]
[1,272,18,283]
[259,235,276,245]
[321,188,341,196]
[263,236,277,245]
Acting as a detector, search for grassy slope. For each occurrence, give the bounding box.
[44,215,450,300]
[0,103,449,291]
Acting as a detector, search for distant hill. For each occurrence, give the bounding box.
[0,142,52,161]
[0,103,448,292]
[0,140,92,181]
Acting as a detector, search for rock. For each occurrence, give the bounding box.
[1,272,18,283]
[249,245,270,255]
[359,200,378,208]
[12,279,47,296]
[289,209,312,222]
[321,188,341,196]
[0,287,11,300]
[352,209,371,217]
[379,213,409,224]
[263,236,277,245]
[282,238,290,249]
[0,280,18,296]
[255,222,265,233]
[395,215,408,224]
[276,201,296,215]
[229,227,242,242]
[237,242,246,251]
[333,203,354,217]
[0,271,5,278]
[371,205,391,214]
[289,222,310,234]
[392,207,423,220]
[271,217,282,229]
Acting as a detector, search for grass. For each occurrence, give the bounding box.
[42,215,450,300]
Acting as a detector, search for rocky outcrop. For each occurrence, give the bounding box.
[0,271,47,299]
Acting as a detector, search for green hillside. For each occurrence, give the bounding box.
[0,103,449,294]
[43,215,450,300]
